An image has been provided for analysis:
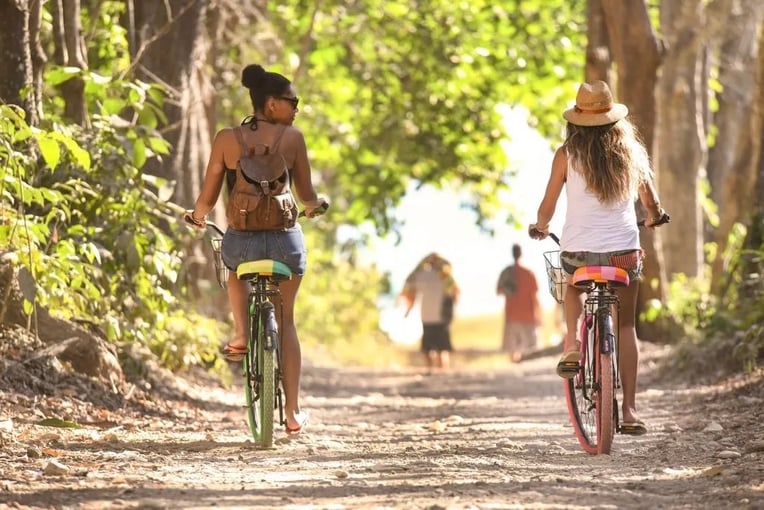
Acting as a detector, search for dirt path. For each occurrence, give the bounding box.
[1,349,763,510]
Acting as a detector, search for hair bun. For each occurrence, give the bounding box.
[241,64,266,89]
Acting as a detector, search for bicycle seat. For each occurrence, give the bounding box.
[571,265,630,288]
[236,259,292,282]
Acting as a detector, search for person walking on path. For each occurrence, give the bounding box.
[399,253,460,372]
[528,80,668,435]
[496,243,541,362]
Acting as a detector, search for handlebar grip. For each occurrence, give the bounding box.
[299,201,329,218]
[638,211,670,227]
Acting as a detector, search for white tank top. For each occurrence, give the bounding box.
[561,155,639,253]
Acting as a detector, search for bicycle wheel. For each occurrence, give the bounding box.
[595,310,616,454]
[564,313,599,454]
[243,301,276,448]
[256,304,276,448]
[244,301,262,442]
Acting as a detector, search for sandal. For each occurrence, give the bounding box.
[620,420,647,435]
[219,343,248,362]
[285,411,309,436]
[556,343,582,379]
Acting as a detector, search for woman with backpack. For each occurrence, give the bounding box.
[185,63,328,435]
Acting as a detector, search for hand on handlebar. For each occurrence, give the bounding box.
[644,209,670,228]
[528,223,549,240]
[183,209,206,231]
[303,197,329,218]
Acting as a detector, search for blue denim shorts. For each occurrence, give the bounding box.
[560,249,644,281]
[221,225,307,276]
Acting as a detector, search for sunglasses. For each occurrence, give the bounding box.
[277,96,299,109]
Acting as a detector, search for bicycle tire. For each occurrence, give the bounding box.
[596,310,616,454]
[256,304,276,448]
[564,313,599,454]
[244,300,262,443]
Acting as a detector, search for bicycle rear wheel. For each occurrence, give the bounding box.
[564,310,617,454]
[257,304,276,447]
[595,311,616,454]
[564,313,599,454]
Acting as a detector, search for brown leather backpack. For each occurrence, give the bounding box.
[226,126,298,231]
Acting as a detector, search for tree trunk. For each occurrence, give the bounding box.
[129,0,210,191]
[28,0,45,123]
[708,3,764,294]
[655,1,707,279]
[0,0,38,125]
[600,0,667,339]
[127,0,223,303]
[585,0,612,83]
[50,0,89,126]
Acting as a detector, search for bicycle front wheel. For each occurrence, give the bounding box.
[564,313,599,454]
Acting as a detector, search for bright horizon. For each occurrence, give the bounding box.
[362,108,568,341]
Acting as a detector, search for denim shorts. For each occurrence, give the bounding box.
[560,249,644,281]
[221,225,307,276]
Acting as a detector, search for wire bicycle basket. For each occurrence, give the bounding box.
[210,237,228,289]
[543,250,565,304]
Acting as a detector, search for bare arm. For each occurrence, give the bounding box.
[286,128,321,205]
[637,178,664,227]
[529,146,566,238]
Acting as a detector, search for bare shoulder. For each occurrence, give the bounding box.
[283,125,306,144]
[214,126,239,140]
[552,145,568,163]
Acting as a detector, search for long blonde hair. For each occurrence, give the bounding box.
[563,118,652,204]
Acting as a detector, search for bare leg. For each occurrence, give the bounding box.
[615,280,640,424]
[563,282,585,352]
[438,350,450,370]
[428,350,438,367]
[274,275,306,430]
[227,272,249,348]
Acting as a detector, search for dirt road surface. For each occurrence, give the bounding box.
[1,348,763,509]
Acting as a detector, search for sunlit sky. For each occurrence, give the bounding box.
[359,108,567,321]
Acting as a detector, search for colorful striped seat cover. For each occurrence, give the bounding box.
[236,259,292,280]
[571,265,630,287]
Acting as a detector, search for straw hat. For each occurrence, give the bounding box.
[563,81,628,126]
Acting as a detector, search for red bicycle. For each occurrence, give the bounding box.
[536,217,668,454]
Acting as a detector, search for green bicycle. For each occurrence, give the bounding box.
[193,206,325,448]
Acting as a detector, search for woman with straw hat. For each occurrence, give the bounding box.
[528,81,669,435]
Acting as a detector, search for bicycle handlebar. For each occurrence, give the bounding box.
[529,211,670,247]
[183,201,329,238]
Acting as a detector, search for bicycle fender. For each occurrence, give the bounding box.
[598,311,615,354]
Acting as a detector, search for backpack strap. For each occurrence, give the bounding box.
[235,125,288,155]
[234,127,251,156]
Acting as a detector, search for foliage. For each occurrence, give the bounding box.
[296,225,388,349]
[648,221,763,379]
[0,71,223,374]
[214,0,586,233]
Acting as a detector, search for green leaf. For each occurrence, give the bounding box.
[36,135,61,169]
[49,132,92,170]
[132,138,147,168]
[35,418,83,429]
[45,66,82,86]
